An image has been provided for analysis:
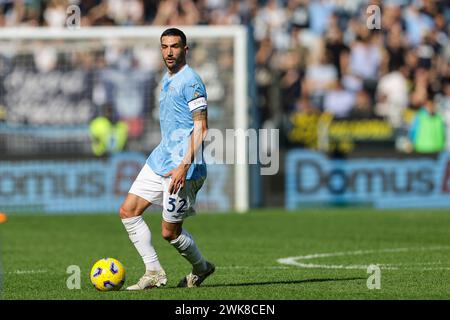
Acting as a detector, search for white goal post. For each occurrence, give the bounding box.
[0,26,249,213]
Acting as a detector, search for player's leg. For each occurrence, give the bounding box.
[119,193,163,272]
[161,220,206,273]
[161,219,215,288]
[161,177,215,288]
[119,193,167,290]
[120,164,167,290]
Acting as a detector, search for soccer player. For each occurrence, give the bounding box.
[119,28,214,290]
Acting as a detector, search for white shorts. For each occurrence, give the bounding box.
[128,164,205,223]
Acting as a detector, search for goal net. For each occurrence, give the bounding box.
[0,26,249,214]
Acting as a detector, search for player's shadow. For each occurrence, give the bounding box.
[203,277,366,288]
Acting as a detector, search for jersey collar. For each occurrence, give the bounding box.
[167,64,189,80]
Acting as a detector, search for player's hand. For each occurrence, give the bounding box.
[164,165,188,195]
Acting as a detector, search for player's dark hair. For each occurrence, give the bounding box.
[160,28,187,46]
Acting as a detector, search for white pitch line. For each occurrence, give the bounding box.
[277,246,450,271]
[6,246,450,275]
[216,266,290,270]
[8,269,48,275]
[127,265,290,271]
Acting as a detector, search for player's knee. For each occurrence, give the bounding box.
[119,205,138,219]
[161,228,179,242]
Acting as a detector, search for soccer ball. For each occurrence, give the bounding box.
[90,258,126,291]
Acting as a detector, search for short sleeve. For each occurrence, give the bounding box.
[183,81,207,112]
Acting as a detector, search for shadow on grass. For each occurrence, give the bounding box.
[202,277,366,288]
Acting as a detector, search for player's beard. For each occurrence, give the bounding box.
[165,55,186,74]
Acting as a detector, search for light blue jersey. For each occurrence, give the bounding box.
[147,65,207,180]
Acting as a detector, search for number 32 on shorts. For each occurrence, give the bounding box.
[166,197,187,214]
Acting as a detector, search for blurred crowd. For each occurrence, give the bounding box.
[1,0,450,151]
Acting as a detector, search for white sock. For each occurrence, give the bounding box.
[170,229,207,274]
[121,216,162,272]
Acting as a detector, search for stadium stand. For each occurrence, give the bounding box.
[0,0,448,156]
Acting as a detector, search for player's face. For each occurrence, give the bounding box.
[160,35,188,73]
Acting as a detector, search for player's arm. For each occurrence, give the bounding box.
[185,108,208,165]
[166,109,208,194]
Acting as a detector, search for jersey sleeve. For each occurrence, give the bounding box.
[183,80,208,113]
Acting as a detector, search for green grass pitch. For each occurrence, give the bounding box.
[1,208,449,300]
